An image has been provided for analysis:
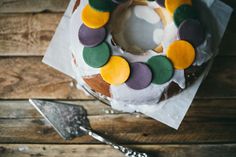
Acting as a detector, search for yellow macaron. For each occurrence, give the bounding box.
[100,56,130,85]
[166,40,195,70]
[81,4,110,29]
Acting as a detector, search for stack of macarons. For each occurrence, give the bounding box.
[79,0,133,87]
[151,0,205,72]
[78,0,205,90]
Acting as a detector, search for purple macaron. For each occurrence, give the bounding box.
[126,62,152,90]
[156,0,165,8]
[178,19,205,47]
[79,24,106,47]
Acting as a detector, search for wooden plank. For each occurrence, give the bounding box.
[0,144,236,157]
[0,57,92,99]
[0,99,235,118]
[0,99,236,144]
[0,0,69,13]
[0,57,235,99]
[0,13,62,56]
[197,57,236,98]
[0,13,236,56]
[219,17,236,56]
[0,100,119,118]
[0,0,235,13]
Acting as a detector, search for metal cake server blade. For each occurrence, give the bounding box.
[29,99,89,140]
[29,99,148,157]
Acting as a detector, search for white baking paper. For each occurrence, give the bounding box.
[43,0,232,129]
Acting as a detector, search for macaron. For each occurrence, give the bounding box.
[178,19,205,47]
[81,4,110,29]
[165,0,192,15]
[173,4,197,27]
[156,0,165,8]
[79,24,106,47]
[83,42,111,68]
[166,40,195,70]
[126,62,152,90]
[147,56,174,84]
[89,0,118,12]
[100,56,130,85]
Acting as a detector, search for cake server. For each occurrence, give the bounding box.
[29,99,148,157]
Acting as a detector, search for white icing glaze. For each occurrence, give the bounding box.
[147,1,161,9]
[110,67,185,106]
[194,33,214,66]
[172,70,186,89]
[110,83,169,104]
[162,22,178,54]
[134,5,160,24]
[153,28,164,45]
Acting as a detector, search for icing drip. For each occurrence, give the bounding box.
[110,68,185,105]
[194,33,214,66]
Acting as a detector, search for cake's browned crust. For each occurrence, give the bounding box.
[159,82,183,102]
[83,74,111,97]
[184,63,208,86]
[159,62,209,102]
[73,0,80,12]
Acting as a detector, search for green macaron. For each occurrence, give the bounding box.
[147,56,174,84]
[174,4,198,27]
[83,42,111,68]
[88,0,118,12]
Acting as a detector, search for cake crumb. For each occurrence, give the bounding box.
[104,109,110,114]
[18,146,29,152]
[136,114,141,118]
[69,82,74,87]
[104,109,115,114]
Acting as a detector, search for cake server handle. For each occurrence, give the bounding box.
[79,126,148,157]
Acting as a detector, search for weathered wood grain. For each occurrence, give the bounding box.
[0,99,236,144]
[0,57,235,99]
[0,0,235,13]
[0,144,236,157]
[0,13,235,56]
[197,57,236,98]
[0,100,118,118]
[0,99,235,118]
[0,57,92,99]
[0,0,69,13]
[1,116,236,144]
[0,13,62,56]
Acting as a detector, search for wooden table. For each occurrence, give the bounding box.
[0,0,235,156]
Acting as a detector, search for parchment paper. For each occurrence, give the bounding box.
[43,0,232,129]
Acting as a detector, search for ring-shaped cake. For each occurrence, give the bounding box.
[70,0,210,106]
